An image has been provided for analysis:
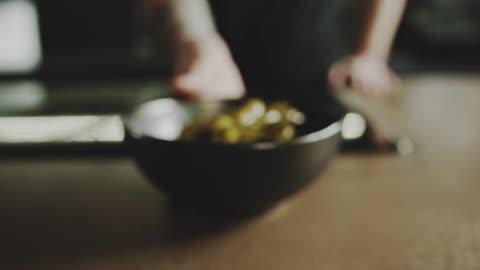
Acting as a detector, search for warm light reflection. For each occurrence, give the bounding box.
[341,113,367,140]
[0,115,124,143]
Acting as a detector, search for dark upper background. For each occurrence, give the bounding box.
[5,0,480,80]
[34,0,167,79]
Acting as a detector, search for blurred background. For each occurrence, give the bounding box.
[0,0,480,153]
[3,2,480,268]
[0,0,480,270]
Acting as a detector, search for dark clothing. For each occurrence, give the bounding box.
[209,0,348,105]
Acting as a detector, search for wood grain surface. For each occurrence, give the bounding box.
[1,74,480,270]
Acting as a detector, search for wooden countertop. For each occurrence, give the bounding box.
[1,74,480,269]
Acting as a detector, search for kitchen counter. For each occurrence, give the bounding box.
[2,74,480,269]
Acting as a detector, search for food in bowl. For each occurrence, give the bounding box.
[180,98,306,144]
[123,98,343,216]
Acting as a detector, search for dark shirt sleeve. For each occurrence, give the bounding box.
[209,0,349,104]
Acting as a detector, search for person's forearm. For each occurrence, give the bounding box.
[356,0,407,60]
[144,0,217,42]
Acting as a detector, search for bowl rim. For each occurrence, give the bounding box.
[124,98,344,150]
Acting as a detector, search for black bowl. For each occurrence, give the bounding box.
[124,98,343,217]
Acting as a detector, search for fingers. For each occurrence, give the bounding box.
[353,65,398,95]
[170,34,246,101]
[171,50,219,98]
[171,73,202,97]
[329,55,402,97]
[328,62,350,91]
[171,60,245,101]
[352,73,392,96]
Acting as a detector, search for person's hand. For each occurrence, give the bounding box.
[328,54,400,95]
[329,54,401,147]
[171,34,246,101]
